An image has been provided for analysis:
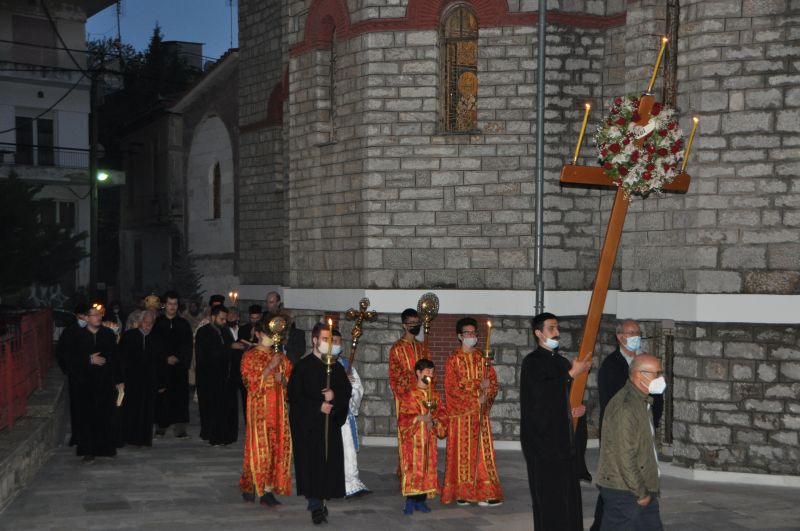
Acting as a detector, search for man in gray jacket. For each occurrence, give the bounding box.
[596,354,666,531]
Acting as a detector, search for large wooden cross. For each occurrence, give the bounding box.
[562,93,692,426]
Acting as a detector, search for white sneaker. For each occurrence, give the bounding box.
[456,500,471,506]
[478,500,503,507]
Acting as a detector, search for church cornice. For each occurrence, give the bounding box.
[290,0,626,56]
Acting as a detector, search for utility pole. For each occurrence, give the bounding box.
[89,72,99,296]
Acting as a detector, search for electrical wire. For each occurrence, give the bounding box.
[41,0,89,75]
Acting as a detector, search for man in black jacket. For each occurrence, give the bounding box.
[590,318,663,531]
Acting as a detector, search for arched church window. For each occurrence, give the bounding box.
[442,5,478,132]
[211,162,221,219]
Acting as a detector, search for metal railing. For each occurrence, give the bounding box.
[0,309,53,432]
[0,142,89,169]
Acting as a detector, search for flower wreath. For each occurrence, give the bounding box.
[594,93,685,199]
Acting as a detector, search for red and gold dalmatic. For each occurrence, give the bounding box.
[398,386,448,498]
[388,338,430,399]
[239,347,292,496]
[441,348,504,503]
[389,338,430,473]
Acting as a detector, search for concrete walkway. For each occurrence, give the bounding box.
[1,412,798,530]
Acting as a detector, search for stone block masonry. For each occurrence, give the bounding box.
[235,0,800,476]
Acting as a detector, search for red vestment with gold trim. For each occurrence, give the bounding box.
[239,347,293,496]
[398,386,448,498]
[441,348,504,503]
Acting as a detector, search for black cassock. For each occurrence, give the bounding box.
[68,326,122,457]
[288,353,352,500]
[56,322,83,446]
[152,314,193,427]
[195,323,238,445]
[119,328,165,446]
[520,346,583,531]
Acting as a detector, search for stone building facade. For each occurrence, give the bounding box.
[235,0,800,476]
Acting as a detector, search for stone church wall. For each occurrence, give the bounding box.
[235,0,800,475]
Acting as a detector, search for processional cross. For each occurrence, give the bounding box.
[561,38,698,424]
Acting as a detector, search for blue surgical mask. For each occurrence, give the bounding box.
[332,345,343,356]
[544,337,559,350]
[77,318,87,328]
[626,335,642,352]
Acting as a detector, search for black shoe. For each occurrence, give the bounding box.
[81,455,95,463]
[311,508,326,524]
[242,491,255,503]
[456,499,470,506]
[175,430,189,439]
[580,472,593,483]
[260,493,280,507]
[154,429,166,438]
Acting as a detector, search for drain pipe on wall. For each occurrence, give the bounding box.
[534,0,547,315]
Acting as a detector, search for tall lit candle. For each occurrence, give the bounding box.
[485,320,493,353]
[646,37,669,94]
[572,103,591,165]
[327,317,335,352]
[681,116,700,172]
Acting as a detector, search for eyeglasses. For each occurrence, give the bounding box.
[639,370,664,377]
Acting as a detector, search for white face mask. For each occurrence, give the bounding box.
[462,337,478,348]
[544,337,560,350]
[648,376,667,395]
[332,344,343,356]
[317,339,330,355]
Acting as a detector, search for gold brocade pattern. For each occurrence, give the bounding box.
[239,348,293,496]
[398,387,448,497]
[441,349,504,503]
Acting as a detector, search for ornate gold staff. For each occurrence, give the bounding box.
[416,292,439,350]
[268,314,288,398]
[344,298,378,375]
[323,318,336,461]
[421,375,438,476]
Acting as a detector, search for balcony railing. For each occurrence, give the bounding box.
[0,142,89,169]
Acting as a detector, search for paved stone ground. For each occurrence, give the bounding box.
[1,407,798,531]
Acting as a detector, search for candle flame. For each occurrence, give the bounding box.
[693,116,699,123]
[584,103,591,110]
[328,318,333,326]
[487,320,492,328]
[662,36,668,43]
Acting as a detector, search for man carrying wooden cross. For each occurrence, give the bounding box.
[520,312,590,530]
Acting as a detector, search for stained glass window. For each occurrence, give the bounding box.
[443,6,478,132]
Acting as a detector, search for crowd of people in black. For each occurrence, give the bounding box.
[55,290,305,462]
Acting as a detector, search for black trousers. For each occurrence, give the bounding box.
[599,486,663,531]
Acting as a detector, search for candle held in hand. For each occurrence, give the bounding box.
[485,320,493,353]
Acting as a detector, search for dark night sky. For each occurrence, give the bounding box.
[86,0,239,62]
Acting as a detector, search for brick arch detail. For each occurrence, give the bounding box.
[407,0,509,27]
[302,0,351,50]
[264,69,289,127]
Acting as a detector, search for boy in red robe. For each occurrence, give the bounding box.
[397,358,448,515]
